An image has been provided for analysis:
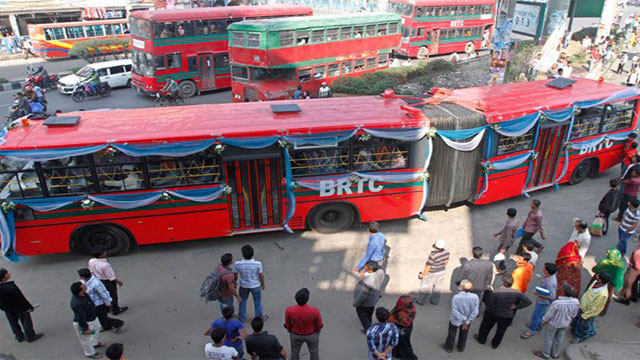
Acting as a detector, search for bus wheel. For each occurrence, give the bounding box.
[308,203,355,234]
[76,225,131,256]
[417,47,429,60]
[569,159,592,185]
[179,80,197,98]
[465,42,475,54]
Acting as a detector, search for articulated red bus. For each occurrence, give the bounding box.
[128,5,313,98]
[28,19,129,59]
[228,13,401,102]
[388,0,495,59]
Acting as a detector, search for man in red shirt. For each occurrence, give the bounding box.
[284,288,323,360]
[615,243,640,305]
[217,253,241,315]
[516,199,546,254]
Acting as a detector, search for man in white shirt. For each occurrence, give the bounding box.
[563,61,573,77]
[205,327,239,360]
[88,251,128,315]
[568,219,591,258]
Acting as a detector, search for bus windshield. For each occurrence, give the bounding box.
[132,49,155,76]
[389,2,414,16]
[251,67,295,82]
[130,18,152,39]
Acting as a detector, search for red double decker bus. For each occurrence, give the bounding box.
[388,0,495,59]
[228,13,401,102]
[128,5,312,98]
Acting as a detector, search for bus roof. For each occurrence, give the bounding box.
[228,13,400,32]
[447,78,631,123]
[1,97,425,151]
[389,0,496,6]
[129,5,312,22]
[27,19,127,29]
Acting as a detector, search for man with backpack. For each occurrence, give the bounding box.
[201,253,241,315]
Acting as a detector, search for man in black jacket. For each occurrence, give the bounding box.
[0,268,43,343]
[474,275,532,349]
[71,282,102,359]
[598,179,620,235]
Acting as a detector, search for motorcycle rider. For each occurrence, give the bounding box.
[85,69,102,95]
[27,64,50,88]
[161,78,179,100]
[14,92,30,115]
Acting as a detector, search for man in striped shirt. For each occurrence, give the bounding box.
[618,198,640,256]
[532,283,580,359]
[415,240,449,305]
[366,307,398,360]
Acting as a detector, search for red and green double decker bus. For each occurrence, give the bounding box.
[388,0,495,59]
[128,5,312,98]
[228,13,401,102]
[0,97,428,258]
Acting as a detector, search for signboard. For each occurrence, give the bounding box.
[513,1,546,38]
[132,38,145,49]
[574,0,604,18]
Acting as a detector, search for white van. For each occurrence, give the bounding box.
[58,59,132,94]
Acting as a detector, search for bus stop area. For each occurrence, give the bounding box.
[0,165,638,359]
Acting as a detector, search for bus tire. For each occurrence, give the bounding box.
[179,80,197,98]
[417,47,429,60]
[308,203,356,234]
[569,159,592,185]
[75,224,131,256]
[465,42,475,54]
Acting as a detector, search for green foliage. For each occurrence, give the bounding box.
[0,78,8,84]
[570,50,589,66]
[69,38,131,63]
[504,40,541,83]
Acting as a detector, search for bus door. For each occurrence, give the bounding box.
[225,157,283,232]
[430,29,439,54]
[526,122,570,189]
[213,53,231,89]
[198,54,216,90]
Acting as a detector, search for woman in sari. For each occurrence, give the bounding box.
[389,295,417,360]
[556,241,582,297]
[592,248,626,292]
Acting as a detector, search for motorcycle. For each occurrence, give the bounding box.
[25,73,59,89]
[71,82,111,103]
[153,90,184,107]
[6,99,26,122]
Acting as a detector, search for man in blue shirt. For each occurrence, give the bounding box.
[292,86,303,99]
[354,222,386,273]
[205,306,247,359]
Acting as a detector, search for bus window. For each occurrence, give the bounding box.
[279,30,294,46]
[174,21,193,37]
[326,28,339,41]
[496,129,534,156]
[105,24,114,36]
[147,156,186,188]
[340,26,352,39]
[84,26,96,37]
[377,24,387,36]
[425,7,434,16]
[298,68,312,82]
[232,32,246,46]
[232,66,249,81]
[132,49,155,76]
[181,152,221,185]
[354,26,363,38]
[214,54,229,68]
[251,68,294,81]
[388,2,414,17]
[187,56,197,72]
[44,28,52,40]
[130,18,151,39]
[311,29,324,43]
[65,26,85,39]
[247,33,260,48]
[415,7,424,16]
[482,5,492,14]
[313,65,326,79]
[112,24,124,35]
[0,161,43,199]
[365,25,376,37]
[571,109,602,139]
[342,61,352,74]
[354,59,365,72]
[417,28,425,38]
[378,53,388,67]
[602,100,636,132]
[389,22,398,34]
[93,152,143,192]
[192,20,207,35]
[354,138,409,171]
[433,7,442,16]
[328,63,340,77]
[105,24,122,35]
[167,53,182,69]
[155,55,167,70]
[456,6,464,15]
[366,58,376,70]
[296,30,309,45]
[93,25,105,37]
[290,142,349,176]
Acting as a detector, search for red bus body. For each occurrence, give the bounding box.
[388,0,495,58]
[128,5,312,97]
[1,97,426,256]
[28,19,129,59]
[228,14,401,102]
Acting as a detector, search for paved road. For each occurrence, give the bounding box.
[0,57,88,82]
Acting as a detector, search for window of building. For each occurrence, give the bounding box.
[298,68,312,82]
[365,24,376,37]
[65,26,85,39]
[232,66,249,81]
[279,30,294,46]
[342,61,353,74]
[232,31,246,46]
[296,30,310,45]
[327,28,339,41]
[311,29,324,43]
[378,53,389,67]
[354,59,365,72]
[328,63,340,77]
[167,53,182,69]
[602,100,636,133]
[496,129,535,156]
[340,26,352,39]
[366,57,376,70]
[353,138,409,171]
[247,33,260,48]
[389,22,398,34]
[313,65,326,79]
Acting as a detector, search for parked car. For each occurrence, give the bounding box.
[58,59,132,94]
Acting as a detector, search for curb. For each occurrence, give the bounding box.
[0,80,25,93]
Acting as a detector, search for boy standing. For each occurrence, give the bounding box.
[511,253,534,294]
[598,179,620,235]
[494,208,519,256]
[205,306,246,359]
[205,327,239,360]
[521,263,558,339]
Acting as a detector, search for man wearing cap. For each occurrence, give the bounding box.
[445,279,479,353]
[415,240,450,305]
[318,82,331,98]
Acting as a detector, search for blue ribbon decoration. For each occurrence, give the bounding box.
[283,148,295,233]
[0,210,19,262]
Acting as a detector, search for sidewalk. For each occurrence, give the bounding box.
[566,341,640,360]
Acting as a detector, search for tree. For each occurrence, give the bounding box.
[69,38,131,63]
